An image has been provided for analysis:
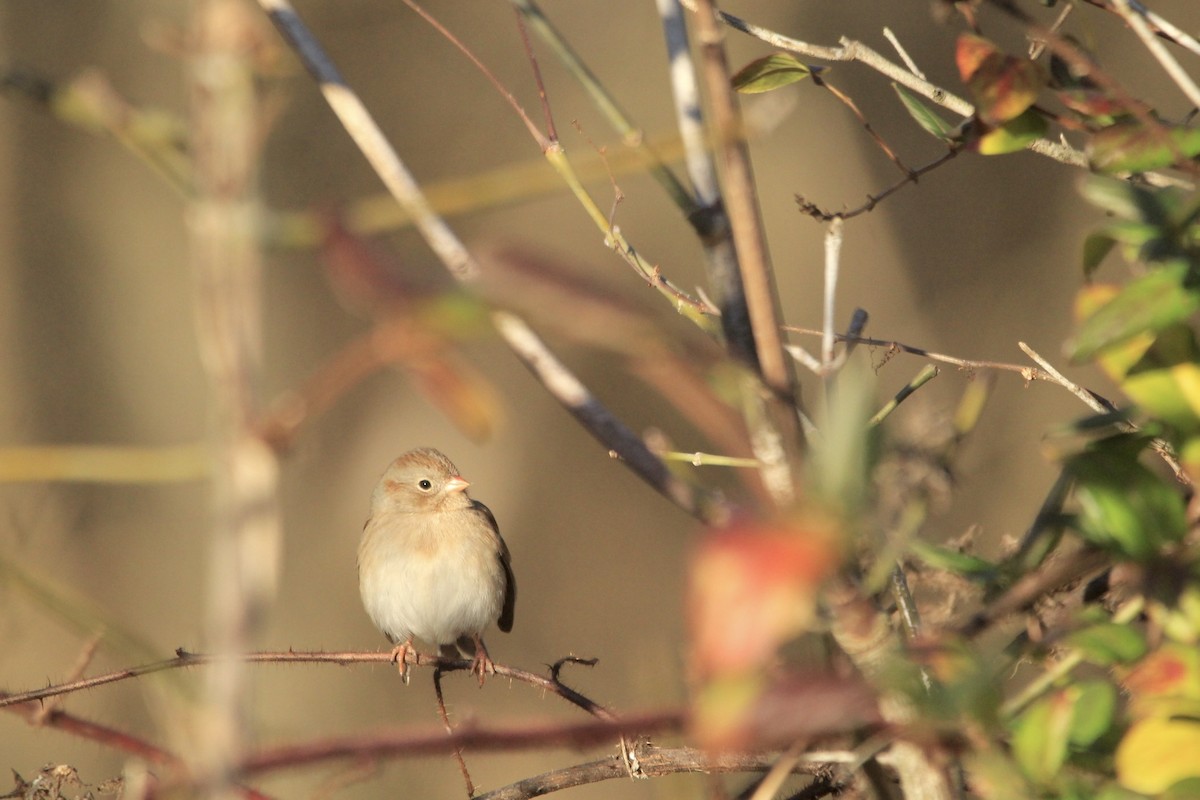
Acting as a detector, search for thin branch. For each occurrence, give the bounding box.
[462,744,839,800]
[883,27,925,79]
[814,74,910,175]
[785,325,1042,377]
[234,712,685,779]
[693,0,805,506]
[692,0,794,403]
[822,218,845,369]
[868,365,940,427]
[1,696,274,800]
[1082,0,1200,58]
[958,547,1112,639]
[1109,0,1200,111]
[255,0,728,523]
[398,0,547,148]
[510,0,699,215]
[796,147,961,222]
[656,0,757,366]
[403,0,716,323]
[433,668,475,797]
[1019,342,1188,484]
[1029,3,1074,60]
[0,648,613,719]
[661,450,761,468]
[678,0,1132,175]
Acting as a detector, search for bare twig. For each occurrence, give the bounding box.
[822,218,845,370]
[1,695,273,800]
[234,712,685,779]
[433,668,475,798]
[0,649,612,720]
[1019,341,1187,483]
[868,365,940,427]
[693,0,805,504]
[30,634,103,726]
[883,27,925,79]
[1082,0,1200,59]
[510,0,699,214]
[796,147,961,221]
[1109,0,1200,110]
[655,0,757,366]
[478,745,822,800]
[814,75,910,175]
[785,325,1042,377]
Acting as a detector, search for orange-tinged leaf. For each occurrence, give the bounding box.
[1116,717,1200,794]
[956,34,997,83]
[1123,643,1200,717]
[968,53,1044,125]
[688,517,843,678]
[1057,89,1125,122]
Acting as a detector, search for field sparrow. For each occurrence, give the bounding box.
[358,448,516,685]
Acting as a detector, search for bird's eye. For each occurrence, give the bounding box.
[418,479,433,491]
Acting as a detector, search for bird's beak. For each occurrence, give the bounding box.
[445,475,470,493]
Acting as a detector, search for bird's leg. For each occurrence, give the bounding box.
[390,637,414,685]
[469,634,496,687]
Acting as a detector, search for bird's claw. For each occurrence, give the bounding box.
[469,637,496,687]
[390,641,412,685]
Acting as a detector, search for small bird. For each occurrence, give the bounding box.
[358,448,516,685]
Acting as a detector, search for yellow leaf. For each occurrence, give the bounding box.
[1117,718,1200,794]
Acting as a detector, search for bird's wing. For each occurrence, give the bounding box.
[473,499,516,633]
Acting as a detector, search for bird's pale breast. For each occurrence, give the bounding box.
[358,507,507,647]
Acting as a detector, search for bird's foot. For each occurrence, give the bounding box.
[390,640,413,685]
[469,636,496,687]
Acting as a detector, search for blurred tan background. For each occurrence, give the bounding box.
[2,0,1197,797]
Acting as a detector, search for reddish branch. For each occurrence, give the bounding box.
[233,711,684,778]
[0,648,613,719]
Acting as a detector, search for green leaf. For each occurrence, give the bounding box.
[1069,263,1200,362]
[1069,680,1118,746]
[1090,121,1200,174]
[1082,233,1116,277]
[1012,691,1073,784]
[1066,623,1147,665]
[977,108,1047,155]
[731,53,822,94]
[1066,444,1188,560]
[1079,174,1168,224]
[1120,326,1200,432]
[893,83,954,140]
[909,540,998,579]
